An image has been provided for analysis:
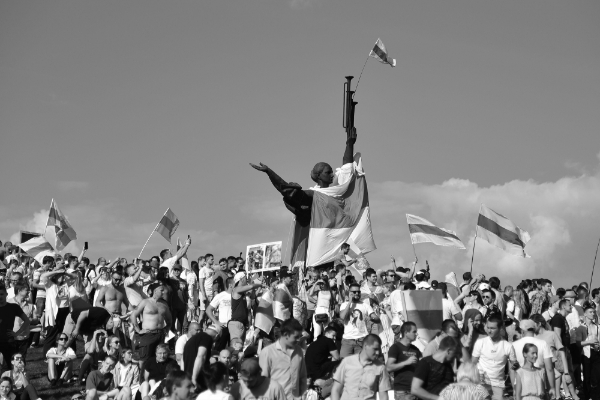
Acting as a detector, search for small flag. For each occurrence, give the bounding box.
[406,214,466,249]
[19,236,56,264]
[369,38,396,67]
[477,204,531,258]
[47,199,77,251]
[176,237,191,272]
[400,290,443,342]
[155,208,179,243]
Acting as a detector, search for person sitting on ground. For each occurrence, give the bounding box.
[217,348,238,392]
[1,353,41,400]
[85,355,127,400]
[113,347,139,399]
[196,362,233,400]
[140,344,178,400]
[78,329,108,385]
[46,333,77,388]
[0,377,16,400]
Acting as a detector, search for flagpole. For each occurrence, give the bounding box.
[590,237,600,289]
[138,221,161,259]
[470,204,481,274]
[353,55,370,97]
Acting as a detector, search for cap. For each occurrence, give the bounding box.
[478,283,490,290]
[520,319,536,332]
[234,271,246,284]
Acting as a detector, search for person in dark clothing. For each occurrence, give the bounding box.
[183,326,220,393]
[386,321,422,399]
[0,286,30,367]
[229,272,262,347]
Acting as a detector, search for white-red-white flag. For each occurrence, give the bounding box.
[369,38,396,67]
[19,236,56,264]
[46,199,77,251]
[155,208,179,243]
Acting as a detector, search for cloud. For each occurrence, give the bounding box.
[57,181,89,191]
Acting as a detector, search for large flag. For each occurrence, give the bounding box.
[254,291,275,334]
[272,285,293,321]
[306,154,376,266]
[47,199,77,251]
[400,290,443,342]
[406,214,466,249]
[19,236,56,264]
[369,38,396,67]
[477,204,531,258]
[155,208,179,243]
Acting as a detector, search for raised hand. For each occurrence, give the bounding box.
[346,127,357,144]
[249,162,269,172]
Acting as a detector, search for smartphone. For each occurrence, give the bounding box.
[84,242,89,250]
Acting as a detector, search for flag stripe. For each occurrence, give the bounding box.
[477,214,525,248]
[158,215,177,232]
[409,224,461,241]
[371,44,388,62]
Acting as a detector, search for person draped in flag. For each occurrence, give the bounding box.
[250,128,358,227]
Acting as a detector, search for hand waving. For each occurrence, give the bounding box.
[249,163,269,172]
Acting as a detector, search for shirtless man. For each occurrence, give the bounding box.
[130,282,172,366]
[95,268,129,316]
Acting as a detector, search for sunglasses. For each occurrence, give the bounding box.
[482,296,492,299]
[113,341,120,344]
[350,290,361,294]
[387,274,395,277]
[173,269,182,272]
[58,337,68,341]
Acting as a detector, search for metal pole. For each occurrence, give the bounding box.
[590,237,600,289]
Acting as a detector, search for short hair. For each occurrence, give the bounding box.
[486,315,504,328]
[165,370,189,395]
[348,282,360,291]
[120,346,132,357]
[218,258,227,264]
[280,318,303,337]
[159,249,170,260]
[559,299,570,309]
[42,256,54,265]
[463,272,472,281]
[540,279,552,286]
[382,282,395,292]
[365,268,376,277]
[344,275,354,286]
[482,288,496,300]
[69,256,78,264]
[324,327,337,336]
[225,277,233,288]
[556,288,566,298]
[404,282,416,290]
[148,281,163,296]
[400,321,417,335]
[227,256,236,262]
[0,376,14,388]
[81,257,90,265]
[523,343,538,355]
[204,253,214,259]
[11,272,23,280]
[584,303,596,312]
[456,361,480,383]
[14,282,29,294]
[104,355,118,365]
[441,319,457,334]
[156,343,170,353]
[363,333,382,347]
[592,288,600,298]
[489,277,500,289]
[336,263,346,272]
[438,336,459,352]
[341,243,350,251]
[530,314,546,326]
[504,285,513,293]
[206,362,228,391]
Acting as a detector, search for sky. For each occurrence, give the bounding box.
[1,0,599,287]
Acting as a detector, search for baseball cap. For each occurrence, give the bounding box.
[520,319,536,332]
[234,271,246,284]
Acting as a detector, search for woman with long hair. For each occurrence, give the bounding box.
[311,279,333,338]
[46,333,76,387]
[462,291,485,317]
[0,377,16,400]
[461,309,486,353]
[41,267,78,355]
[439,361,489,400]
[507,288,528,322]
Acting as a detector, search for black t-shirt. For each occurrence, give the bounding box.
[86,370,113,391]
[305,336,337,379]
[144,357,178,381]
[0,303,23,341]
[231,295,248,323]
[388,342,422,391]
[71,305,111,335]
[183,332,213,376]
[413,356,454,395]
[551,313,570,346]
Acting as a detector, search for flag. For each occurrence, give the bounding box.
[47,199,77,251]
[400,290,443,342]
[306,153,376,266]
[19,236,56,264]
[254,291,275,334]
[406,214,466,249]
[477,204,531,258]
[272,285,293,321]
[369,38,396,67]
[176,237,191,272]
[155,208,179,243]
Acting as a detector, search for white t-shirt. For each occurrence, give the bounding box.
[473,337,517,387]
[389,289,404,326]
[46,347,76,363]
[210,291,232,324]
[175,334,190,355]
[199,266,215,299]
[196,389,231,400]
[442,298,461,321]
[340,301,374,340]
[161,256,178,272]
[512,336,552,369]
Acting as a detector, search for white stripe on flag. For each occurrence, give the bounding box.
[477,204,530,258]
[406,214,465,249]
[155,208,180,243]
[19,236,56,264]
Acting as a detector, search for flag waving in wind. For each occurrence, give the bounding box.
[369,38,396,67]
[477,204,531,258]
[47,199,77,251]
[19,236,55,264]
[155,208,179,243]
[406,214,466,249]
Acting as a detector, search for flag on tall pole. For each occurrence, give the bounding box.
[406,214,466,249]
[155,208,179,243]
[46,199,77,251]
[477,204,531,258]
[19,236,55,264]
[369,38,396,67]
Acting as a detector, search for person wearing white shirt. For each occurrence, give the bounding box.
[472,316,517,400]
[438,283,462,323]
[159,237,191,273]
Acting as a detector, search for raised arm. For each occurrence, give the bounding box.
[342,128,357,165]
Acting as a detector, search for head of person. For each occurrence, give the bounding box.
[156,343,169,363]
[344,275,354,287]
[441,319,459,338]
[0,286,8,305]
[488,277,501,291]
[205,362,229,392]
[584,304,596,321]
[42,255,55,268]
[323,327,337,341]
[577,286,589,301]
[401,321,418,342]
[519,319,536,336]
[481,289,495,306]
[463,272,472,282]
[120,346,133,364]
[382,282,394,295]
[559,298,573,314]
[218,349,231,367]
[456,361,480,384]
[97,257,107,267]
[361,334,382,362]
[485,316,503,339]
[239,358,262,388]
[311,162,334,186]
[204,254,214,265]
[404,282,417,290]
[218,258,227,270]
[159,249,172,261]
[529,314,547,333]
[106,335,120,351]
[14,282,29,300]
[365,268,377,284]
[437,336,459,363]
[542,279,553,294]
[279,318,303,348]
[462,309,484,335]
[164,370,193,399]
[437,282,448,298]
[348,282,361,302]
[523,343,538,365]
[187,322,200,337]
[171,264,183,278]
[205,325,222,340]
[504,285,514,297]
[414,269,427,282]
[592,288,600,302]
[148,281,165,299]
[10,353,25,372]
[111,269,124,287]
[234,271,246,287]
[99,266,109,280]
[340,242,351,256]
[68,255,78,268]
[280,271,293,286]
[99,355,117,374]
[0,377,13,397]
[227,256,236,270]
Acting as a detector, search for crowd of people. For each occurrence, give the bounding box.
[0,237,599,400]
